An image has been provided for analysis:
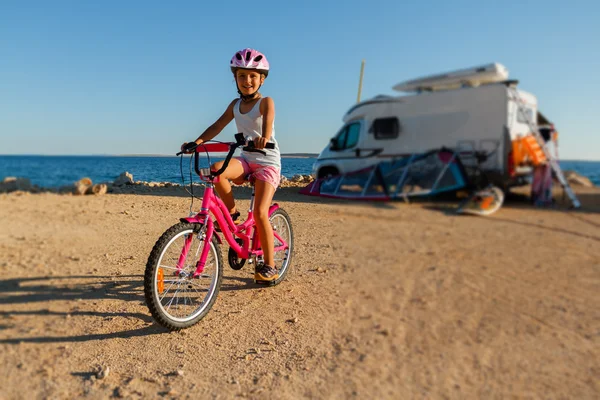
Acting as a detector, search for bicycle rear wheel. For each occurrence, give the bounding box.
[269,208,294,285]
[144,222,223,330]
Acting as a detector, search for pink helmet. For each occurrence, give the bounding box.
[230,48,270,76]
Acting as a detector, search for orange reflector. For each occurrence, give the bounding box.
[157,268,164,294]
[480,196,494,209]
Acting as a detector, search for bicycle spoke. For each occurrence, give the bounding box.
[159,280,178,303]
[186,279,210,291]
[163,270,214,316]
[159,264,185,271]
[166,284,184,312]
[165,291,177,311]
[185,286,196,308]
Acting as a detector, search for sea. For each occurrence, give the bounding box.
[0,155,598,189]
[0,155,319,189]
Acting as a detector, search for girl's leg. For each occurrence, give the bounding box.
[253,179,276,267]
[211,159,246,213]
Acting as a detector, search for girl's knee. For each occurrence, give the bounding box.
[211,161,224,171]
[253,205,269,220]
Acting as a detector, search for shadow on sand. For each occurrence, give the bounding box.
[422,190,600,242]
[0,272,264,344]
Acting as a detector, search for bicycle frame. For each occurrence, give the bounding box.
[177,142,289,278]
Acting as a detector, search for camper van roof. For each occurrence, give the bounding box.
[344,96,404,121]
[343,77,520,122]
[393,63,510,92]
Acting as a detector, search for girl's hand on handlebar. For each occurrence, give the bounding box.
[254,137,268,150]
[181,140,201,154]
[180,142,193,154]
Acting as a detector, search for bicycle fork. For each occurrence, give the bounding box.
[192,219,215,278]
[174,218,214,277]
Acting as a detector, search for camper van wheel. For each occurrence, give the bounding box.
[318,167,339,179]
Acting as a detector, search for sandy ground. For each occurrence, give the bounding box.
[0,184,599,399]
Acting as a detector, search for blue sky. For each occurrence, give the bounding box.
[1,0,598,160]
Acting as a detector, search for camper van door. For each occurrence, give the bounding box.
[320,120,366,176]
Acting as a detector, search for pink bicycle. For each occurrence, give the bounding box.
[144,134,294,330]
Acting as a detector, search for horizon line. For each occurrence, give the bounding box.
[1,154,600,162]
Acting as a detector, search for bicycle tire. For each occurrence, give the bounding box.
[267,208,294,286]
[144,222,223,330]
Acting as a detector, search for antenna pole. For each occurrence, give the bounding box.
[357,59,365,103]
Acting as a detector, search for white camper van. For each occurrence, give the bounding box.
[311,63,541,188]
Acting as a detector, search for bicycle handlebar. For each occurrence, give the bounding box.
[178,133,275,180]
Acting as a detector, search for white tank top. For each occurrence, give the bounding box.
[233,98,281,168]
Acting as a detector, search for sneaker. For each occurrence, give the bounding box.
[254,263,279,283]
[215,211,241,233]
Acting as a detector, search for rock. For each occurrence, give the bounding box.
[73,178,93,195]
[86,183,108,195]
[0,177,32,193]
[290,174,301,182]
[564,170,594,187]
[95,365,110,379]
[113,172,134,186]
[58,178,93,195]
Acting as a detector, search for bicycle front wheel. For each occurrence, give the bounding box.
[144,222,223,330]
[269,208,294,285]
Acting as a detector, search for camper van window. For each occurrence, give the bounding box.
[331,122,361,151]
[371,117,400,139]
[346,123,360,148]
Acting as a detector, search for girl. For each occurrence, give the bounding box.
[181,48,281,283]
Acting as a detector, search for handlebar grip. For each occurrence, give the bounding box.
[184,142,199,152]
[242,146,267,156]
[177,142,198,156]
[244,141,275,150]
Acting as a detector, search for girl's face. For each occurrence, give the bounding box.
[236,69,264,96]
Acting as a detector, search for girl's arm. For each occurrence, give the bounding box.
[256,97,275,149]
[193,99,237,144]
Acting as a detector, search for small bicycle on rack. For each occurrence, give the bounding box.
[144,134,294,330]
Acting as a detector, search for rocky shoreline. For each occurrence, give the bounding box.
[0,172,316,195]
